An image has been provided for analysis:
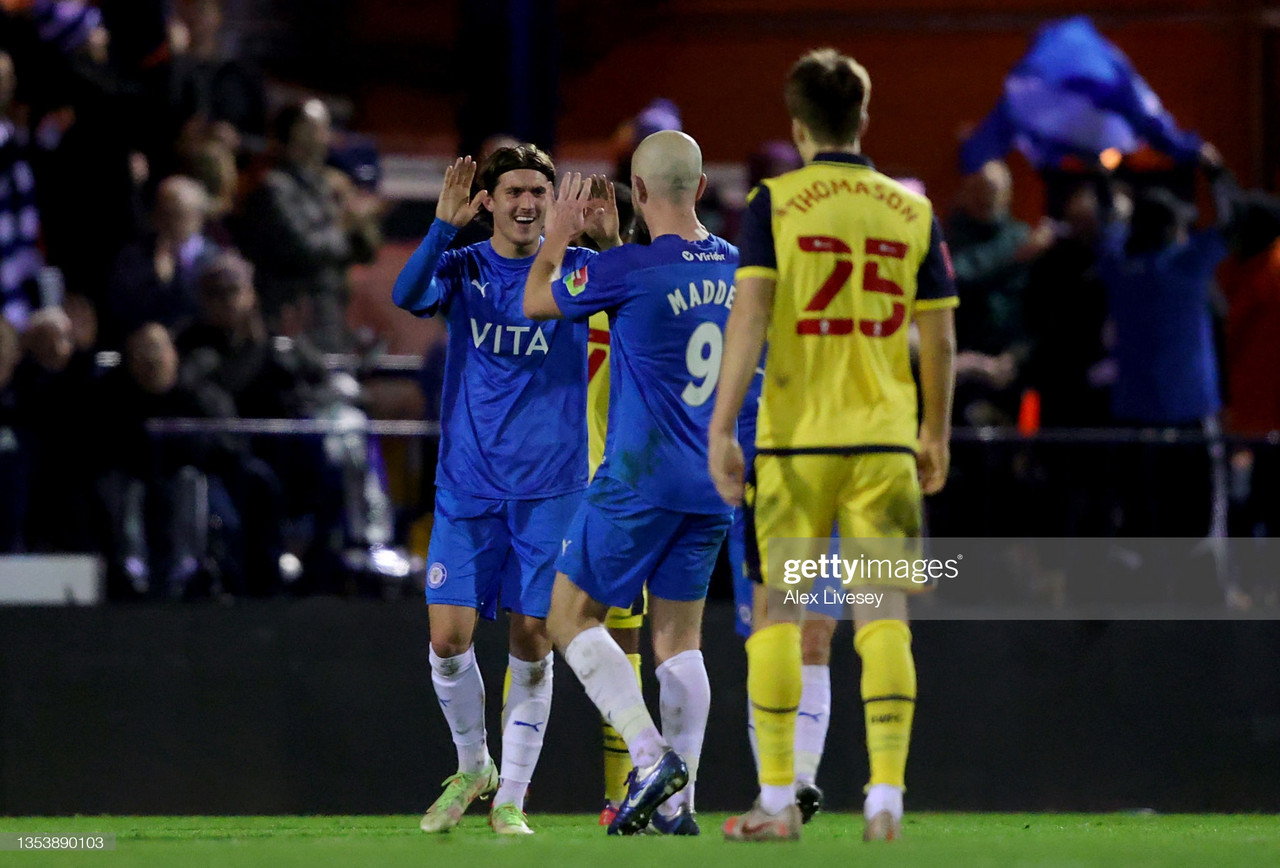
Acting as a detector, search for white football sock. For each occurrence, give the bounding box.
[429,646,489,774]
[495,653,553,811]
[795,664,831,785]
[655,650,710,816]
[760,783,795,815]
[865,783,904,821]
[563,625,666,768]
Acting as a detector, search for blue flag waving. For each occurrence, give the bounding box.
[960,16,1202,173]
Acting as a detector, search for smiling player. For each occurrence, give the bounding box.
[392,146,619,835]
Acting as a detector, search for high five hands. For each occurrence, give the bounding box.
[548,173,621,249]
[436,157,486,228]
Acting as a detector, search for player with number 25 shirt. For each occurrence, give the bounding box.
[709,49,957,843]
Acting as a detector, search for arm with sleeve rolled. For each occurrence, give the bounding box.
[392,156,485,316]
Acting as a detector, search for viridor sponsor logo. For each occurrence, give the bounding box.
[681,249,727,262]
[470,319,551,355]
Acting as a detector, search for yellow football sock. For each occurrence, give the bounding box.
[746,622,802,787]
[602,652,643,803]
[501,663,512,729]
[855,619,916,789]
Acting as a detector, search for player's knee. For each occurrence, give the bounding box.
[508,615,552,660]
[429,636,472,660]
[650,622,700,666]
[801,618,837,664]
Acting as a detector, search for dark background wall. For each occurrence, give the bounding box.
[2,601,1279,815]
[334,0,1279,220]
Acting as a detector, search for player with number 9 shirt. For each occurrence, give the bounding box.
[525,131,736,837]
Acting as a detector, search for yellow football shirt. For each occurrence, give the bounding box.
[587,311,610,476]
[736,153,957,453]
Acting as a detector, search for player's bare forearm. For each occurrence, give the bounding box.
[523,232,570,320]
[915,307,956,443]
[708,276,771,506]
[711,276,773,437]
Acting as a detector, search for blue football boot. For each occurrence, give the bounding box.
[649,804,700,836]
[607,749,688,836]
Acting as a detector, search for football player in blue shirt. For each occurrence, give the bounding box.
[524,131,736,836]
[393,146,619,835]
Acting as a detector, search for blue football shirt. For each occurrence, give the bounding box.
[394,219,596,499]
[552,233,739,515]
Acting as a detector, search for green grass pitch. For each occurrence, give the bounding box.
[2,813,1278,867]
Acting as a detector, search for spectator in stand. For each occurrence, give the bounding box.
[11,305,100,552]
[1020,183,1113,537]
[103,174,217,346]
[1098,145,1235,563]
[168,0,267,153]
[237,99,379,353]
[1023,183,1110,427]
[1220,192,1280,439]
[948,159,1054,424]
[0,49,44,330]
[1219,191,1280,558]
[30,0,109,64]
[62,291,97,354]
[177,134,238,246]
[27,0,152,304]
[176,251,399,594]
[98,321,246,598]
[0,317,25,551]
[177,251,327,420]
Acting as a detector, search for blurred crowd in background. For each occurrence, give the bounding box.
[0,1,1277,605]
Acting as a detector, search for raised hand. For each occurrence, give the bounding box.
[584,176,622,249]
[545,172,592,243]
[436,156,486,228]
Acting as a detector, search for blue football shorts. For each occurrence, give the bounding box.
[425,486,580,620]
[555,474,731,609]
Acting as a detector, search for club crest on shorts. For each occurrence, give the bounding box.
[427,562,448,589]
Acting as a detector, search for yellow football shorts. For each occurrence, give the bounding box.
[750,451,924,591]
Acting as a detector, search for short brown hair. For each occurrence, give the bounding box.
[478,144,556,194]
[784,48,870,146]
